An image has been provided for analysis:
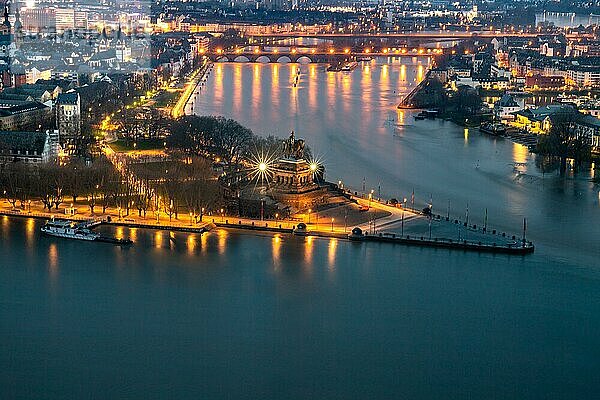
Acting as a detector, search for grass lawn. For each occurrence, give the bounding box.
[154,91,179,108]
[109,138,166,152]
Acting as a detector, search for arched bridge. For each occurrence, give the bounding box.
[206,47,446,63]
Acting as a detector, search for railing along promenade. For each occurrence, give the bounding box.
[0,199,534,254]
[171,60,213,119]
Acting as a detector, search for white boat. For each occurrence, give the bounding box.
[41,219,100,241]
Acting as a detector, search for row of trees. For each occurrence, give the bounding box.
[0,155,224,221]
[139,157,223,221]
[167,115,255,165]
[167,115,312,165]
[0,158,119,212]
[536,111,592,173]
[118,107,171,144]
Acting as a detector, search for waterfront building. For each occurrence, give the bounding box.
[512,105,572,134]
[494,94,524,121]
[572,114,600,153]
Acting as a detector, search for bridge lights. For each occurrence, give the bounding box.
[254,48,259,54]
[291,48,297,54]
[216,48,223,54]
[329,48,335,54]
[364,48,370,54]
[344,48,350,54]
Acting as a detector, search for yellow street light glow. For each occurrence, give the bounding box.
[344,48,350,54]
[254,48,259,53]
[258,162,267,172]
[329,48,335,53]
[310,163,318,171]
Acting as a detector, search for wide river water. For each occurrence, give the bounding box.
[2,58,599,398]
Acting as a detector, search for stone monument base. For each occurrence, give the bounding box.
[270,185,328,211]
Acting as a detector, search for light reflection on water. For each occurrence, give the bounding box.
[196,57,600,266]
[272,234,281,269]
[2,216,600,399]
[48,242,58,278]
[328,238,337,271]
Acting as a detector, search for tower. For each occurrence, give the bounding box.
[0,1,12,63]
[13,2,22,45]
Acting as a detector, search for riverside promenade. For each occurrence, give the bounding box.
[0,193,534,254]
[171,60,213,119]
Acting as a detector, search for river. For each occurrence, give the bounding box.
[2,57,600,399]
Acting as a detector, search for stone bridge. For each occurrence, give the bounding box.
[207,52,348,64]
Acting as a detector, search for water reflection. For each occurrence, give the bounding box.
[217,229,227,255]
[328,238,337,271]
[192,59,600,265]
[233,63,242,113]
[512,143,529,165]
[154,231,163,248]
[304,236,314,270]
[25,218,35,247]
[48,243,58,279]
[129,228,138,243]
[187,234,197,255]
[272,234,281,269]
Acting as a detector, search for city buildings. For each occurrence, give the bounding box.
[0,129,59,163]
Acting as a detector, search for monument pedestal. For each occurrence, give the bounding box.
[269,158,326,211]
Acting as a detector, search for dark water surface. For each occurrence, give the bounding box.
[2,59,600,399]
[2,219,599,399]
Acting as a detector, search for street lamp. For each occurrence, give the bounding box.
[331,217,334,232]
[221,208,224,222]
[307,208,311,224]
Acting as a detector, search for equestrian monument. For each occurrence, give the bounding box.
[269,131,326,210]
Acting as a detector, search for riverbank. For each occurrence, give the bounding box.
[172,59,213,118]
[0,191,534,255]
[171,59,212,118]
